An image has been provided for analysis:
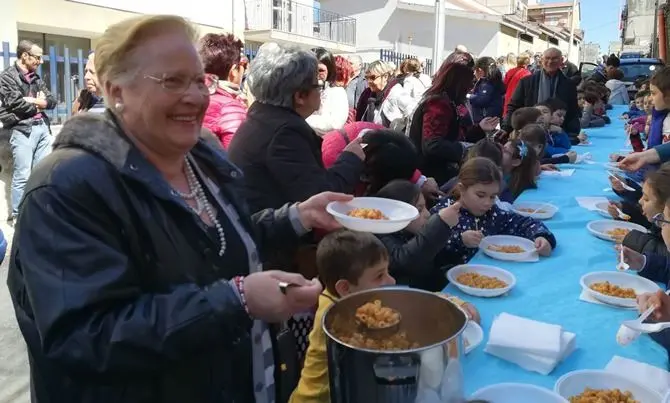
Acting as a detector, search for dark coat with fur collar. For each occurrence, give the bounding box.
[6,110,301,403]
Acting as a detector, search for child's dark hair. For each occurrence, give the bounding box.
[651,66,670,95]
[361,129,419,194]
[474,56,504,92]
[538,97,567,113]
[466,139,503,167]
[647,163,670,207]
[506,139,538,199]
[635,90,650,99]
[518,124,548,156]
[635,77,650,90]
[511,107,543,131]
[376,179,422,206]
[584,91,599,104]
[452,157,502,200]
[317,230,389,297]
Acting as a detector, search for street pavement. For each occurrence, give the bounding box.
[0,170,29,403]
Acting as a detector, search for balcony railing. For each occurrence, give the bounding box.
[245,0,356,46]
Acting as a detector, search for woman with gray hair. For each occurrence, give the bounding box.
[229,42,365,216]
[7,15,351,403]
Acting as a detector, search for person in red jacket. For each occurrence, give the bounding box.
[198,33,248,149]
[503,53,531,116]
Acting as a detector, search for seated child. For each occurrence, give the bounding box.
[622,165,670,363]
[543,98,572,156]
[508,107,542,141]
[518,124,577,168]
[579,91,606,128]
[290,230,481,402]
[376,180,461,291]
[440,139,516,204]
[290,230,395,403]
[611,164,670,256]
[430,157,556,266]
[622,90,648,119]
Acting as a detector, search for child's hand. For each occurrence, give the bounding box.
[462,302,481,324]
[609,153,622,162]
[541,164,560,171]
[616,245,645,271]
[549,124,562,133]
[567,151,577,163]
[479,116,499,132]
[437,294,481,324]
[637,290,670,322]
[622,113,629,119]
[607,201,622,219]
[461,230,483,248]
[534,237,552,256]
[438,201,461,228]
[578,132,588,142]
[609,176,626,192]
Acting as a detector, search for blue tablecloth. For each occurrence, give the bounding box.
[444,106,669,395]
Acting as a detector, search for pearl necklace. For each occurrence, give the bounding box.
[181,158,227,256]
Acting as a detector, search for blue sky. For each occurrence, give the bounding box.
[540,0,622,52]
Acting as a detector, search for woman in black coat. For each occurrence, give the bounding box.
[7,15,347,403]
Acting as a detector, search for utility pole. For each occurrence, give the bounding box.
[652,0,660,57]
[432,0,445,75]
[567,0,578,62]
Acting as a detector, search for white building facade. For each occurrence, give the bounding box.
[318,0,582,68]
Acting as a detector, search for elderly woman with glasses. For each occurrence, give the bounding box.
[199,33,248,149]
[7,15,351,403]
[229,43,365,216]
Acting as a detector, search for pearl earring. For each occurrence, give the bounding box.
[114,101,124,112]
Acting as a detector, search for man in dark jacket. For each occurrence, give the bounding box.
[0,40,56,223]
[346,55,367,109]
[503,47,581,140]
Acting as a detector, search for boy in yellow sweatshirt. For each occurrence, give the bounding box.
[289,230,395,403]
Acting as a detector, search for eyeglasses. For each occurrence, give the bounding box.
[28,53,42,61]
[365,75,379,81]
[144,73,209,95]
[652,212,670,228]
[306,80,326,92]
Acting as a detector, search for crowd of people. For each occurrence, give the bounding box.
[1,12,670,403]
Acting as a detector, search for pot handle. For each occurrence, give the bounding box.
[372,355,420,385]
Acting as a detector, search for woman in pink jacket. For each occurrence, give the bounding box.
[198,33,248,149]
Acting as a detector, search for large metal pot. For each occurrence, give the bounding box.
[323,287,467,403]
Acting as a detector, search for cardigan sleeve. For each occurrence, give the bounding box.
[306,86,349,135]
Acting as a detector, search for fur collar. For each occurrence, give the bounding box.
[53,110,222,169]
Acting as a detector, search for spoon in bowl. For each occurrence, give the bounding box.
[612,205,631,221]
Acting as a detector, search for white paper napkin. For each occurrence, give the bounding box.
[578,289,636,310]
[487,313,563,359]
[606,356,670,397]
[486,330,576,375]
[576,196,609,211]
[541,169,575,178]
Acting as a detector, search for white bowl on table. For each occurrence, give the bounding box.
[512,202,558,220]
[587,219,647,242]
[447,264,516,298]
[479,235,537,262]
[580,271,660,308]
[471,383,568,403]
[326,197,418,234]
[663,390,670,403]
[463,321,484,354]
[555,369,662,402]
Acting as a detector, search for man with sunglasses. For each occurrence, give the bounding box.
[0,39,56,225]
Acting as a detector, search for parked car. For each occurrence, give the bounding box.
[580,58,665,98]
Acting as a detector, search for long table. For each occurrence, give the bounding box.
[445,105,668,394]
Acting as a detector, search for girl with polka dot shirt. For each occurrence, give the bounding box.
[430,157,556,265]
